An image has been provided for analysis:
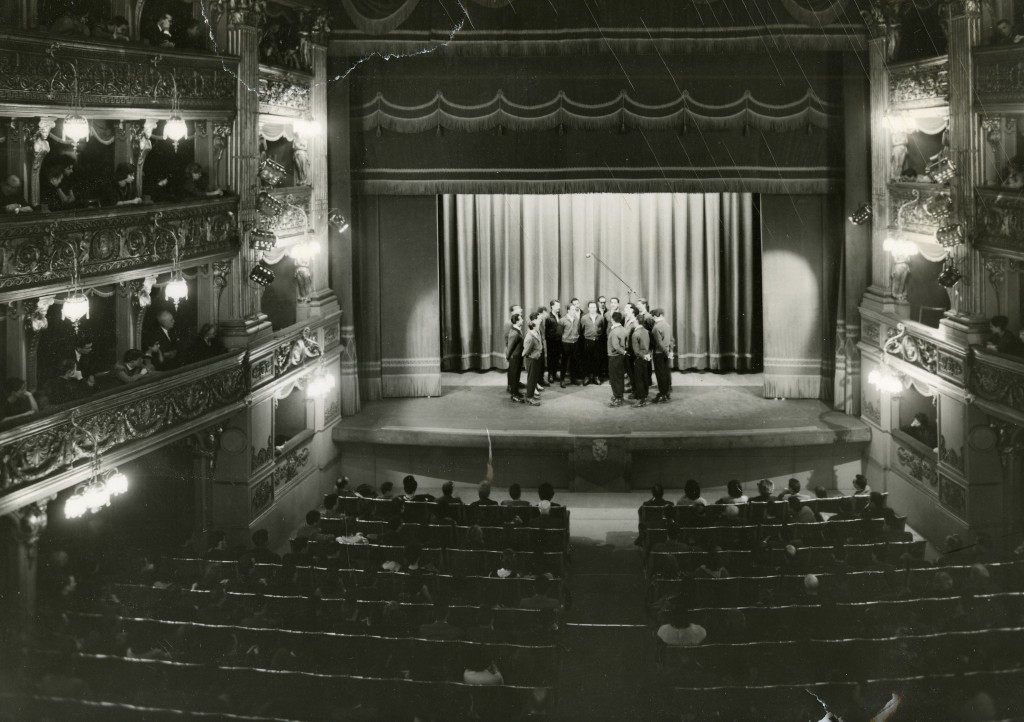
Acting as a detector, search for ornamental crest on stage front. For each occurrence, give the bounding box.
[592,439,608,462]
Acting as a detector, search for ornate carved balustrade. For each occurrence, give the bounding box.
[0,199,239,303]
[0,32,237,117]
[258,64,312,118]
[248,312,342,391]
[975,187,1024,259]
[974,44,1024,112]
[256,186,312,239]
[250,431,313,520]
[970,346,1024,420]
[888,182,950,237]
[0,352,248,515]
[862,316,968,388]
[888,55,949,112]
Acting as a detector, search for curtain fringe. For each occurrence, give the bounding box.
[357,178,841,195]
[382,376,442,398]
[763,375,822,399]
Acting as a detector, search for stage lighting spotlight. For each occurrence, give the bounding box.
[848,203,872,225]
[249,261,276,286]
[935,224,965,248]
[923,193,953,220]
[937,263,963,288]
[258,159,287,187]
[328,210,350,234]
[926,157,957,184]
[250,228,278,252]
[257,191,284,216]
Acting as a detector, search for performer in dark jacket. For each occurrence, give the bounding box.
[559,306,581,388]
[607,312,628,407]
[522,313,544,406]
[651,308,673,403]
[632,317,653,407]
[580,301,605,386]
[545,300,562,384]
[505,312,525,403]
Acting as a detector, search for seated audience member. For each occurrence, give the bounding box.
[436,481,463,518]
[282,537,314,567]
[40,359,93,406]
[92,15,130,41]
[470,481,499,507]
[814,486,829,499]
[142,340,164,373]
[114,349,153,385]
[354,483,376,498]
[751,479,775,503]
[852,474,871,496]
[1,175,32,213]
[296,510,334,543]
[460,524,486,550]
[538,481,561,506]
[175,19,207,51]
[502,482,532,507]
[379,481,394,499]
[903,411,938,448]
[717,480,748,505]
[104,163,142,207]
[335,477,357,497]
[987,314,1024,356]
[1,378,38,423]
[463,648,503,686]
[397,475,434,502]
[651,523,690,554]
[531,500,562,528]
[180,163,224,199]
[185,323,224,363]
[777,478,807,500]
[861,491,888,520]
[641,484,674,511]
[993,18,1024,44]
[696,549,729,579]
[203,530,231,560]
[142,310,180,370]
[247,529,281,564]
[491,548,517,578]
[69,334,99,380]
[677,479,708,506]
[520,576,562,610]
[321,494,341,519]
[40,167,75,211]
[145,12,175,47]
[418,603,462,640]
[787,496,817,524]
[656,609,708,647]
[48,11,91,36]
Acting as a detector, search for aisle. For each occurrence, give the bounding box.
[556,540,670,721]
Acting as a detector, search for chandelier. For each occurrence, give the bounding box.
[155,214,188,309]
[63,59,89,147]
[164,74,187,152]
[57,236,89,328]
[64,412,129,519]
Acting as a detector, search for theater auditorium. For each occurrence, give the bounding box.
[1,1,1023,720]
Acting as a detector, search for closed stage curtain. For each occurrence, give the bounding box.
[440,192,761,373]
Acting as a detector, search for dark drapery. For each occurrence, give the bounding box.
[440,193,761,373]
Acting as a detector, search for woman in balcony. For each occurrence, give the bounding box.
[40,167,75,212]
[180,163,224,200]
[114,349,154,385]
[185,323,225,363]
[104,164,142,207]
[1,378,39,425]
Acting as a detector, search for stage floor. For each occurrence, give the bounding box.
[334,371,868,444]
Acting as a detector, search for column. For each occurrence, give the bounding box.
[6,119,32,191]
[219,4,272,349]
[942,4,990,345]
[0,499,51,640]
[300,41,339,319]
[5,302,28,382]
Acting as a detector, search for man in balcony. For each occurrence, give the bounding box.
[104,164,142,207]
[146,12,176,48]
[1,175,32,214]
[987,315,1024,356]
[143,310,180,370]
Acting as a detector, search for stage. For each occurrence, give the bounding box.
[332,372,871,493]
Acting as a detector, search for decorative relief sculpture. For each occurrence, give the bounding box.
[250,477,273,515]
[938,435,965,474]
[251,435,273,469]
[896,445,937,486]
[884,324,939,375]
[258,75,311,114]
[272,446,310,488]
[939,476,966,517]
[887,61,949,108]
[861,1,903,60]
[972,360,1024,414]
[275,326,321,373]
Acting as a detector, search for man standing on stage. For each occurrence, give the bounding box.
[534,306,550,392]
[545,300,562,385]
[651,308,673,403]
[505,312,525,403]
[559,304,581,387]
[581,300,604,386]
[522,312,544,406]
[598,296,609,381]
[623,303,638,398]
[636,299,654,387]
[632,318,653,407]
[607,311,628,407]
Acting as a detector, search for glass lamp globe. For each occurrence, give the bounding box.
[63,114,90,144]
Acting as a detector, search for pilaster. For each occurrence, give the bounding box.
[868,36,894,300]
[30,117,55,206]
[1,499,51,640]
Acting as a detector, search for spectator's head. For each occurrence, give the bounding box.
[727,480,744,499]
[114,162,135,184]
[305,510,321,526]
[652,308,665,319]
[588,301,597,313]
[2,175,22,195]
[402,475,417,496]
[157,12,172,30]
[251,528,269,549]
[4,377,27,399]
[612,311,624,325]
[991,314,1010,333]
[911,412,929,428]
[510,304,522,316]
[75,335,94,355]
[53,155,76,176]
[756,479,773,497]
[538,482,555,502]
[651,484,665,500]
[643,316,655,331]
[478,481,492,500]
[323,493,338,512]
[683,479,702,501]
[335,477,350,493]
[511,312,522,326]
[787,496,804,513]
[787,478,801,494]
[570,297,580,309]
[608,297,619,310]
[528,311,540,330]
[869,491,885,509]
[199,323,218,341]
[466,524,484,545]
[184,162,203,180]
[208,529,226,550]
[509,483,522,501]
[44,167,63,186]
[624,303,638,320]
[598,296,606,308]
[853,474,868,492]
[804,574,819,596]
[997,19,1013,38]
[157,309,175,329]
[439,481,454,498]
[380,481,394,498]
[122,349,145,369]
[355,483,375,498]
[549,299,560,313]
[109,15,129,35]
[57,358,77,378]
[815,486,828,499]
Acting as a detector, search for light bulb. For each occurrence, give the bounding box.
[293,118,321,136]
[165,116,188,151]
[165,276,189,309]
[107,471,128,496]
[63,115,90,144]
[62,293,90,325]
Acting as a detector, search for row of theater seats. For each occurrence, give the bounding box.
[639,493,887,525]
[300,544,567,578]
[644,517,893,550]
[332,497,570,527]
[108,583,558,642]
[646,539,927,576]
[321,519,569,552]
[15,649,551,721]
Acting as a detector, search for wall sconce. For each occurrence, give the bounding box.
[868,366,904,394]
[293,117,321,137]
[250,228,278,251]
[290,240,321,263]
[305,367,336,399]
[937,262,963,288]
[926,157,957,183]
[882,236,920,258]
[848,203,872,225]
[65,411,129,519]
[935,223,964,248]
[249,260,276,286]
[154,214,187,310]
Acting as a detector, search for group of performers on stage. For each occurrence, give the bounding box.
[504,297,674,408]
